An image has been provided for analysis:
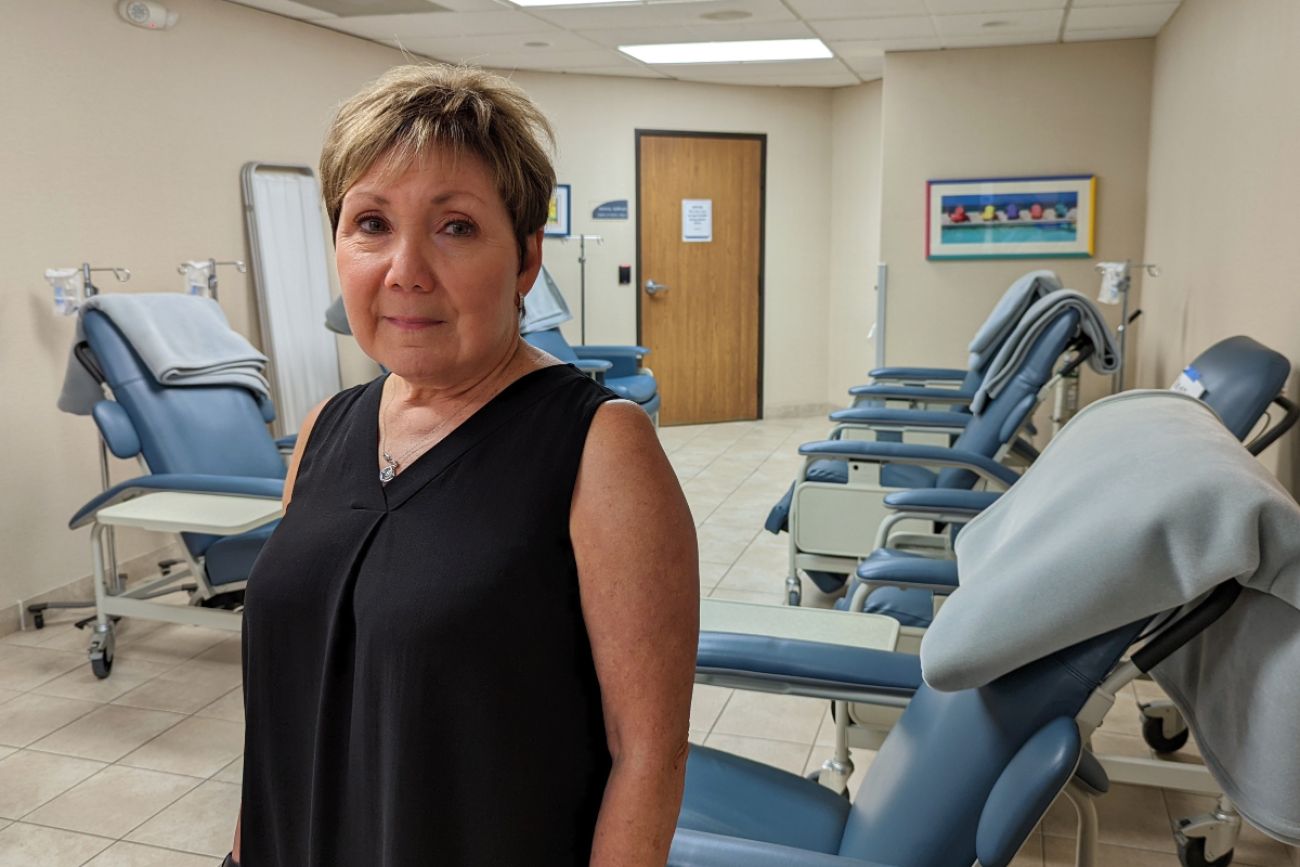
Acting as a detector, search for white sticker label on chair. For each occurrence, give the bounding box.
[1171,365,1206,399]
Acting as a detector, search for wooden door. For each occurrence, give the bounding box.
[637,132,763,425]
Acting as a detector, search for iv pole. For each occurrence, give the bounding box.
[1096,260,1160,393]
[561,234,603,344]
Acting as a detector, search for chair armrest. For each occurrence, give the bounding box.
[855,557,960,593]
[670,829,893,867]
[867,365,966,383]
[70,474,284,529]
[573,344,650,360]
[573,358,613,373]
[275,434,298,456]
[881,489,1002,517]
[829,407,971,433]
[798,440,1021,489]
[976,718,1081,867]
[697,632,921,702]
[847,384,975,405]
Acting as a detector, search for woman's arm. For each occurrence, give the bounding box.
[571,400,699,867]
[231,400,327,863]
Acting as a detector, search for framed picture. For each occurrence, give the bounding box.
[545,183,571,237]
[926,175,1096,260]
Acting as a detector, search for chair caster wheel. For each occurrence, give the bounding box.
[33,612,44,630]
[1178,837,1233,867]
[1142,713,1189,753]
[788,589,801,606]
[91,650,113,680]
[804,769,849,799]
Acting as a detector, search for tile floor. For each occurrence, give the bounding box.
[0,414,1293,866]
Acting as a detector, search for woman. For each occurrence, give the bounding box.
[228,64,699,866]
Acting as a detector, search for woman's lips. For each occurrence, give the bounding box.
[383,316,444,331]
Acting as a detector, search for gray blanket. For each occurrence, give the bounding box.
[966,270,1061,373]
[58,294,270,415]
[970,289,1119,413]
[921,391,1300,844]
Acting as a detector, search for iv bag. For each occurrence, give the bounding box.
[46,268,84,316]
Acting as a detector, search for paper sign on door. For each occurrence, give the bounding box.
[682,199,713,243]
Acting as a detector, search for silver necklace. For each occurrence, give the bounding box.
[378,391,470,485]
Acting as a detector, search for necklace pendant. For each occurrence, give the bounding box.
[379,452,398,485]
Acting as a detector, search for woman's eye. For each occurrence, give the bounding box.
[445,220,475,237]
[358,216,387,233]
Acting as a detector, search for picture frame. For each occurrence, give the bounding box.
[545,183,571,237]
[926,174,1096,260]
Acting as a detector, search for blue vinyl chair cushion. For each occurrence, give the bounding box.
[606,372,657,405]
[203,521,279,588]
[680,746,852,854]
[1192,335,1291,441]
[859,586,935,628]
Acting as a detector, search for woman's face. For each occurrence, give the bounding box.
[336,145,542,386]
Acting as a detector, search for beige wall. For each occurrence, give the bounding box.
[510,71,834,416]
[877,41,1155,412]
[826,82,884,405]
[1,0,835,614]
[1138,0,1300,488]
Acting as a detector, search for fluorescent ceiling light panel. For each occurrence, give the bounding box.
[620,38,832,64]
[507,0,639,7]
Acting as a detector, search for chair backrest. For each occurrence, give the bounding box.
[837,618,1146,865]
[939,309,1080,489]
[1187,335,1290,441]
[967,271,1063,376]
[82,309,286,481]
[522,327,581,365]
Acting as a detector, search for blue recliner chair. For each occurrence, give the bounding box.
[64,308,286,677]
[677,585,1241,866]
[850,334,1297,635]
[770,306,1087,605]
[522,328,661,420]
[519,264,661,420]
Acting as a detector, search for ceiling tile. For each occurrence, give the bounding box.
[923,0,1065,12]
[318,9,551,40]
[402,29,602,55]
[567,64,673,79]
[933,9,1063,36]
[808,15,935,40]
[828,35,943,53]
[785,0,929,20]
[941,30,1059,47]
[524,0,796,30]
[1062,25,1161,41]
[1066,2,1179,31]
[579,19,814,47]
[427,47,627,69]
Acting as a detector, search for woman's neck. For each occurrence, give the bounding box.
[385,336,532,410]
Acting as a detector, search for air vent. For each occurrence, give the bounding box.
[291,0,450,17]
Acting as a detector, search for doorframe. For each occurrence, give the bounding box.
[634,129,768,420]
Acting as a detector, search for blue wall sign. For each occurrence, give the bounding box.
[592,199,629,220]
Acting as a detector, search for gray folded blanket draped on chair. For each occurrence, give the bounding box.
[58,294,271,415]
[921,390,1300,845]
[965,269,1061,374]
[970,289,1118,413]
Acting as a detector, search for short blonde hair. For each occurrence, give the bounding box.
[320,64,556,264]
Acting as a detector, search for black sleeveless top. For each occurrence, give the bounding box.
[241,364,616,866]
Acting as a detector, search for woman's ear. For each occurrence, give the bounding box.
[516,229,545,293]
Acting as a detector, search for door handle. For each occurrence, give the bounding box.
[645,279,669,296]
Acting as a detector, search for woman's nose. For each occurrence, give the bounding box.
[385,230,437,293]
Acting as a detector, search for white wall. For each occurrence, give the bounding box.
[1,0,837,620]
[1138,0,1300,489]
[876,41,1155,412]
[826,82,884,404]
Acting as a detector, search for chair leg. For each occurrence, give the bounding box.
[1064,779,1098,867]
[814,701,855,794]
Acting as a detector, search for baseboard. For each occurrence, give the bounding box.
[763,402,836,420]
[1,543,183,639]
